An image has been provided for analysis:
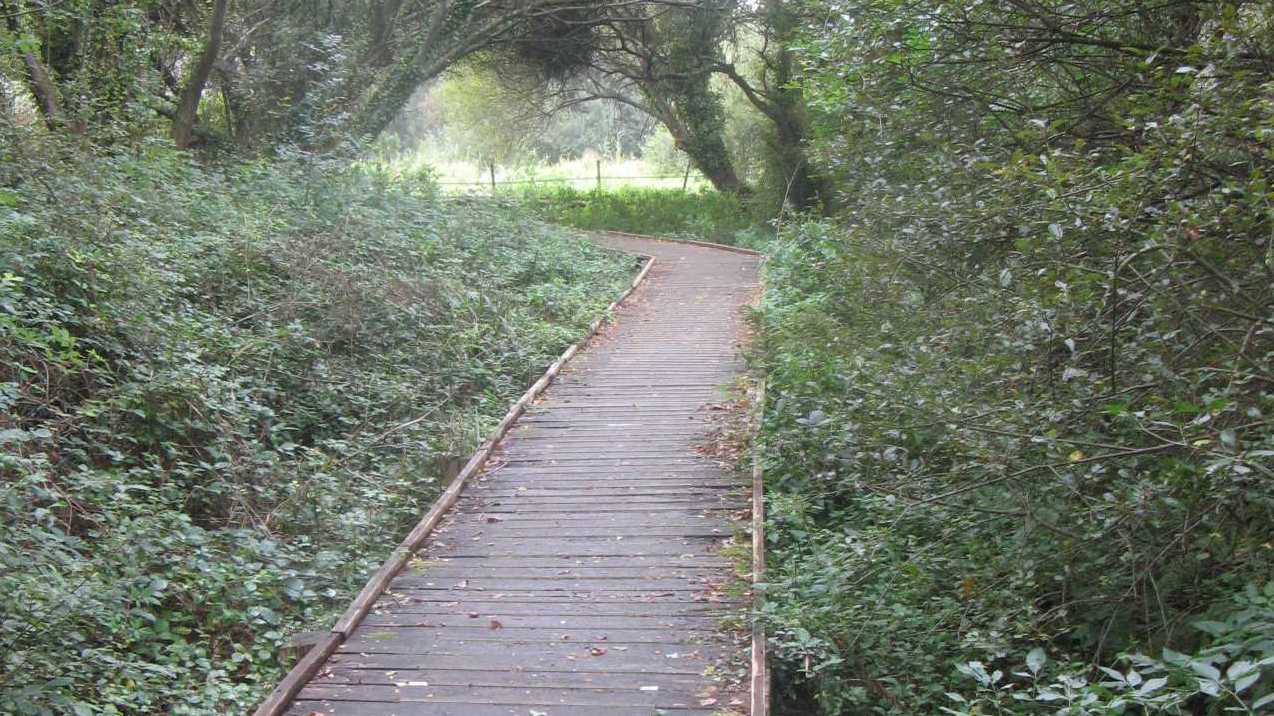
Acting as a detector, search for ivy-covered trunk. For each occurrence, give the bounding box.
[645,83,746,194]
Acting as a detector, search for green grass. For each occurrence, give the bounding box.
[0,132,634,714]
[517,185,759,245]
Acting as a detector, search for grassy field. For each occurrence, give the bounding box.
[374,153,712,194]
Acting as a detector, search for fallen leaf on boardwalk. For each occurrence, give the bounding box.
[700,698,718,706]
[485,515,503,523]
[489,619,503,630]
[590,647,607,656]
[467,611,480,618]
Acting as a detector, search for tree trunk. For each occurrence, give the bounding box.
[15,49,59,128]
[768,42,830,212]
[644,88,746,195]
[172,0,229,148]
[770,105,831,213]
[716,0,830,212]
[2,0,60,128]
[366,0,405,66]
[669,119,744,194]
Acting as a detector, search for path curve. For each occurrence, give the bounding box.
[284,233,761,716]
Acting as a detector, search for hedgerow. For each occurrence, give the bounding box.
[0,128,632,714]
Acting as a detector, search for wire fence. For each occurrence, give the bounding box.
[436,161,699,192]
[436,175,690,186]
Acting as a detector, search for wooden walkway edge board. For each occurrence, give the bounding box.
[252,251,656,716]
[751,378,770,716]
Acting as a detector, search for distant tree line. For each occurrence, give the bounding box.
[0,0,829,209]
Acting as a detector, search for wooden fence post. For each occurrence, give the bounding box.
[596,160,601,190]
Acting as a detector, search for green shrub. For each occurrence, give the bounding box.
[0,130,632,714]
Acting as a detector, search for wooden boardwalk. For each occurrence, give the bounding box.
[283,234,761,716]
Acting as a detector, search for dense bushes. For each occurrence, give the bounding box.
[754,1,1274,713]
[0,130,631,714]
[758,216,1273,713]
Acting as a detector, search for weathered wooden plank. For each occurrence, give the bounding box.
[327,642,728,669]
[436,527,734,541]
[368,600,740,618]
[439,515,735,529]
[460,492,740,505]
[339,626,722,649]
[288,701,720,716]
[391,555,735,569]
[358,613,725,630]
[297,682,707,708]
[484,464,727,475]
[416,545,727,559]
[315,664,709,683]
[471,485,742,497]
[388,575,722,590]
[400,564,728,577]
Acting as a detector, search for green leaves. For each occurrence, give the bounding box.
[1026,648,1047,676]
[760,0,1274,711]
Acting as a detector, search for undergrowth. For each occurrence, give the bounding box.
[0,129,633,714]
[752,3,1274,712]
[757,213,1274,713]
